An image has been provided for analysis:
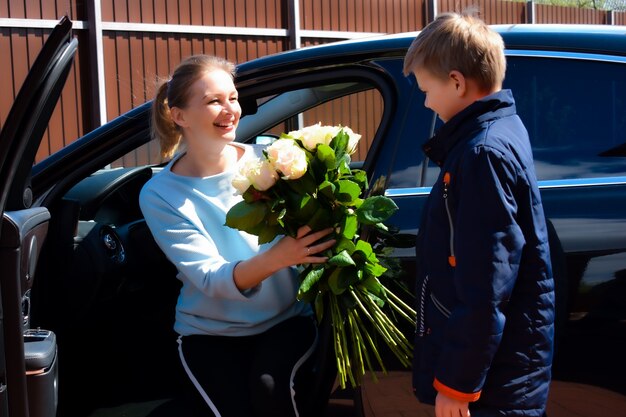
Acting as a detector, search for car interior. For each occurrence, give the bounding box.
[10,63,393,417]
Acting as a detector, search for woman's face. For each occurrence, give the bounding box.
[176,69,241,144]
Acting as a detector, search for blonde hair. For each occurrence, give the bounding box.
[403,11,506,92]
[152,54,236,160]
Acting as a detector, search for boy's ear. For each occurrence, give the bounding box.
[449,70,467,96]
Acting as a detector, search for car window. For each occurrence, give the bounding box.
[301,88,383,163]
[389,54,626,190]
[241,83,383,163]
[110,80,384,168]
[505,55,626,181]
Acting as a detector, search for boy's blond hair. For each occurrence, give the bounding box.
[403,12,506,92]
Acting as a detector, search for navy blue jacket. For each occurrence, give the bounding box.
[412,90,555,416]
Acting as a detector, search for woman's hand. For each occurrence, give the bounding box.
[233,225,335,291]
[270,225,336,268]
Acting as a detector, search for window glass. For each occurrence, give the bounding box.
[111,141,161,169]
[112,81,384,168]
[505,56,626,181]
[299,89,383,162]
[248,84,383,163]
[388,55,626,190]
[385,86,439,190]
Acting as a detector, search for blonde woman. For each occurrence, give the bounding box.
[140,54,335,417]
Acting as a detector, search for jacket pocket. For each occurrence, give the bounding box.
[430,293,451,318]
[442,172,456,268]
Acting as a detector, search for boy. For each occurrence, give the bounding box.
[403,12,555,417]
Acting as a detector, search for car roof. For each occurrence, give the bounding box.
[236,24,626,81]
[497,23,626,55]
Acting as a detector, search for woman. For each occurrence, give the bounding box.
[139,54,335,417]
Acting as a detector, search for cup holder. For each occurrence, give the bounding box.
[24,329,58,417]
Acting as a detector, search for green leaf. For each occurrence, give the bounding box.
[328,250,356,267]
[298,267,325,298]
[365,262,387,277]
[289,194,319,224]
[356,240,381,264]
[373,222,389,232]
[241,188,258,203]
[246,222,267,237]
[316,144,336,170]
[270,196,285,211]
[335,236,356,254]
[258,225,282,244]
[355,239,374,257]
[366,289,386,307]
[286,171,318,195]
[355,196,398,224]
[341,214,358,240]
[307,206,333,231]
[328,266,360,295]
[276,208,287,222]
[264,209,278,227]
[319,180,336,200]
[224,201,267,232]
[314,292,325,322]
[360,276,386,298]
[335,180,361,204]
[327,268,346,295]
[351,169,368,188]
[330,130,349,162]
[337,154,351,174]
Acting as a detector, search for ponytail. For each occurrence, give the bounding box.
[151,81,182,160]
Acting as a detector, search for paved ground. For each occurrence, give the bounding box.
[89,371,626,417]
[355,372,626,417]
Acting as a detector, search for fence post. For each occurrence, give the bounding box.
[607,9,615,25]
[426,0,438,24]
[287,0,301,50]
[286,0,303,128]
[526,0,536,24]
[86,0,107,127]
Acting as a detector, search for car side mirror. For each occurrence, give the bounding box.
[254,134,279,145]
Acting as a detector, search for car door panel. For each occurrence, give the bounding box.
[0,16,77,417]
[540,182,626,395]
[0,208,53,417]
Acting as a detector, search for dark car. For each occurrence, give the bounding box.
[1,17,625,417]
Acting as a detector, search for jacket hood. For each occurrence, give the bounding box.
[422,89,517,166]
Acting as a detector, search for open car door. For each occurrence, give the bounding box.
[0,16,77,417]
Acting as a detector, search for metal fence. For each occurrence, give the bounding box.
[1,0,625,162]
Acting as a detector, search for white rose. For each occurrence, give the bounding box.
[289,123,338,151]
[266,139,308,180]
[233,157,278,193]
[341,126,362,155]
[250,158,279,191]
[232,167,252,194]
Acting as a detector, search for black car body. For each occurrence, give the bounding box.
[1,17,625,417]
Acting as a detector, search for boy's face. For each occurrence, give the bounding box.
[412,67,467,123]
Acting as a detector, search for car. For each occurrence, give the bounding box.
[1,16,625,417]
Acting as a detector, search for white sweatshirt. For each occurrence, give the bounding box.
[139,143,310,337]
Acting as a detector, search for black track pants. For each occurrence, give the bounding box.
[178,315,318,417]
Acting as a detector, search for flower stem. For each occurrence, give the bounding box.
[352,288,413,368]
[384,286,417,324]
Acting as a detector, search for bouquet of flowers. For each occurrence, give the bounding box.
[225,123,416,388]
